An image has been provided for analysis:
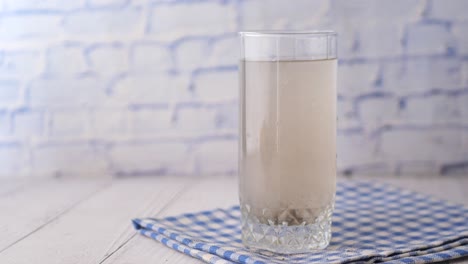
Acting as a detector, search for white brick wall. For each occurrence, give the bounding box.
[0,112,9,136]
[457,92,468,125]
[337,98,360,130]
[47,43,88,76]
[87,43,128,76]
[175,106,218,136]
[383,58,462,94]
[0,143,29,176]
[110,74,175,105]
[338,63,380,96]
[87,0,127,8]
[90,108,128,137]
[129,108,173,135]
[453,22,468,55]
[29,77,105,107]
[215,103,237,130]
[462,131,468,158]
[109,141,191,176]
[331,0,423,21]
[241,0,327,30]
[12,109,44,138]
[0,0,466,178]
[0,80,21,107]
[148,2,237,40]
[406,23,453,55]
[0,51,42,77]
[175,39,210,73]
[355,23,404,58]
[463,62,468,86]
[337,131,381,170]
[50,110,89,138]
[3,0,84,11]
[357,96,399,131]
[193,69,238,102]
[130,43,172,73]
[195,139,237,175]
[207,36,238,67]
[431,0,468,21]
[401,94,459,123]
[31,142,108,176]
[380,128,462,162]
[63,9,143,37]
[0,15,63,40]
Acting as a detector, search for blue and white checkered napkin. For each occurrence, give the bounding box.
[133,181,468,264]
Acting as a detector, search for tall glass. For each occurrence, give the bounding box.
[238,31,337,254]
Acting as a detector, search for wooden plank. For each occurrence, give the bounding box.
[0,179,35,197]
[0,177,192,264]
[0,178,109,254]
[103,176,238,264]
[458,178,468,204]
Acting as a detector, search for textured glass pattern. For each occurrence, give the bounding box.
[240,203,334,253]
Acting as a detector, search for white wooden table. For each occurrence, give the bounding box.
[0,176,467,264]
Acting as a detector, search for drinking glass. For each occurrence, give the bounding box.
[238,31,337,253]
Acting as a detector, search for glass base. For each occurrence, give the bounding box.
[240,204,333,254]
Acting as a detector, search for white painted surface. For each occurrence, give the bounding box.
[0,176,466,264]
[0,179,32,197]
[0,179,109,253]
[0,178,190,264]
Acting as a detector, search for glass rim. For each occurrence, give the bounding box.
[239,30,337,37]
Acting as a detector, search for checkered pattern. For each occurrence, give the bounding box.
[132,181,468,264]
